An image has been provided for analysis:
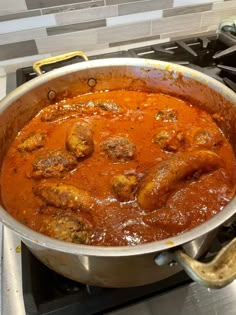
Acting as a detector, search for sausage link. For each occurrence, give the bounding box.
[33,182,93,212]
[137,150,223,211]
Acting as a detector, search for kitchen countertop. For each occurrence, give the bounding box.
[0,70,236,315]
[0,71,6,100]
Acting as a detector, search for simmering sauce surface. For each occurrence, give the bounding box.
[1,90,236,246]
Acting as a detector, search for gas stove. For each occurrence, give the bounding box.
[16,33,236,92]
[2,31,236,315]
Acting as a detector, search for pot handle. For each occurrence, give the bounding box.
[33,51,89,76]
[174,237,236,289]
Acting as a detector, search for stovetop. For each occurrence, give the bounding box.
[16,34,236,92]
[2,32,236,315]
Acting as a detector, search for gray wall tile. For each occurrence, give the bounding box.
[47,19,106,36]
[0,9,41,22]
[107,9,162,26]
[0,0,27,13]
[160,27,210,39]
[213,0,236,10]
[168,29,215,41]
[0,40,38,61]
[173,0,215,6]
[163,3,212,18]
[26,0,93,10]
[48,43,108,56]
[152,13,201,35]
[0,14,56,34]
[36,29,98,53]
[55,5,117,25]
[118,0,173,15]
[109,34,160,47]
[201,7,236,27]
[106,0,143,4]
[42,1,104,15]
[97,21,151,44]
[0,28,47,45]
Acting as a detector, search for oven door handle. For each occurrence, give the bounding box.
[33,51,89,76]
[156,237,236,289]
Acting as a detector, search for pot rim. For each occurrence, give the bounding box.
[0,57,236,257]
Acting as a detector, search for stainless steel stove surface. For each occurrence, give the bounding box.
[2,33,236,315]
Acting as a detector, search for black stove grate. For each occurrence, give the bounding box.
[16,34,236,92]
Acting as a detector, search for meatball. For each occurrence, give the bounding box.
[32,149,77,179]
[95,100,120,112]
[40,214,92,244]
[66,123,94,158]
[33,182,93,212]
[40,101,120,122]
[18,131,46,152]
[112,174,138,202]
[40,104,81,122]
[191,128,224,149]
[156,109,178,122]
[84,100,121,112]
[153,129,185,152]
[101,136,136,162]
[137,150,223,211]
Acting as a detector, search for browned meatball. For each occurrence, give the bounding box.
[153,129,185,152]
[40,214,92,244]
[156,109,178,122]
[40,104,81,122]
[33,182,93,212]
[18,131,46,152]
[137,150,223,211]
[191,128,224,149]
[93,100,120,112]
[32,149,77,179]
[83,100,120,112]
[101,136,136,162]
[40,101,120,122]
[66,123,94,158]
[112,174,138,202]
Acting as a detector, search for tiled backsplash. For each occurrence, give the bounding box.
[0,0,236,73]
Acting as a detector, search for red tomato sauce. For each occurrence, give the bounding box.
[1,90,236,246]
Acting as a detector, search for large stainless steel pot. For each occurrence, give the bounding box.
[0,53,235,288]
